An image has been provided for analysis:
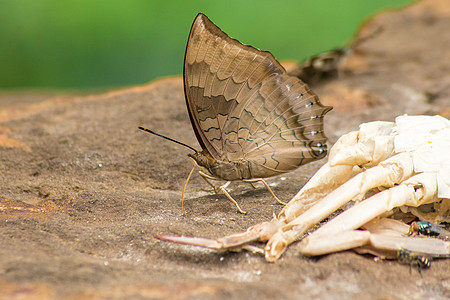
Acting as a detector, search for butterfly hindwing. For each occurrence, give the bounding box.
[224,73,330,177]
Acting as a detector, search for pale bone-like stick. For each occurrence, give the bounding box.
[298,218,449,257]
[297,172,445,256]
[311,172,436,238]
[362,217,410,235]
[298,230,450,257]
[368,234,449,256]
[264,152,415,261]
[298,217,449,257]
[279,121,395,222]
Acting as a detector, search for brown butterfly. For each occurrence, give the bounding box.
[140,13,332,214]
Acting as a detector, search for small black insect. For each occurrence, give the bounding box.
[409,221,450,240]
[397,249,431,275]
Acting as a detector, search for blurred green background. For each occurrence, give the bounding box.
[0,0,415,90]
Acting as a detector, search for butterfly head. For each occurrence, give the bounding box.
[188,150,217,174]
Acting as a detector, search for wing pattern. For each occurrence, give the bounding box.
[184,13,331,178]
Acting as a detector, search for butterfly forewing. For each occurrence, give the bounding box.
[184,14,285,161]
[184,13,331,179]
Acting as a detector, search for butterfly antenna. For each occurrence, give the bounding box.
[138,126,197,153]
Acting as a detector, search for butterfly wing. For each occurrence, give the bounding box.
[184,13,285,160]
[224,73,331,178]
[184,13,331,178]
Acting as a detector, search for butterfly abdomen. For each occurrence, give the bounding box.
[191,150,304,181]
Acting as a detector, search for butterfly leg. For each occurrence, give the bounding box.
[198,171,220,193]
[198,171,247,213]
[244,178,286,205]
[181,166,196,214]
[218,182,247,214]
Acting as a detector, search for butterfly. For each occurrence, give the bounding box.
[140,13,332,214]
[287,26,383,84]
